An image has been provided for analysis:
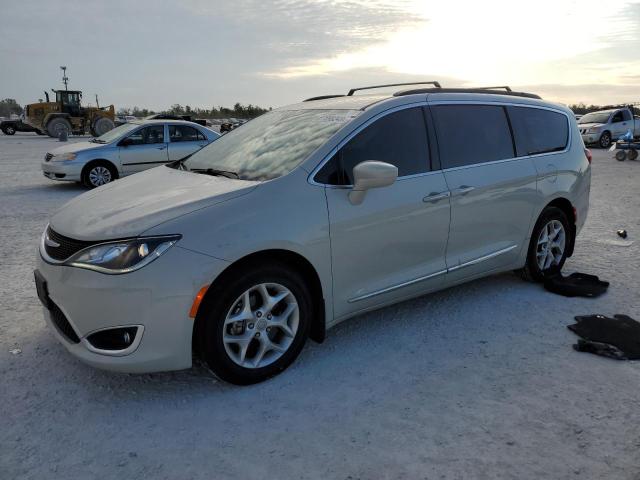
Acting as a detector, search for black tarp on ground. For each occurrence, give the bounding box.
[543,271,609,298]
[568,314,640,360]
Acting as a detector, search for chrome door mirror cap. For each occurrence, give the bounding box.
[348,161,398,205]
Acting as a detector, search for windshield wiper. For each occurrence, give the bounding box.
[190,168,240,179]
[89,138,106,144]
[167,153,194,170]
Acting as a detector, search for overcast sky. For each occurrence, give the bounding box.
[1,0,639,110]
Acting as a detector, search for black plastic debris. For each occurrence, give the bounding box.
[568,314,640,360]
[543,269,609,298]
[617,229,628,239]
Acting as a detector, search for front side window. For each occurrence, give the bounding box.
[612,111,624,123]
[621,110,632,122]
[508,107,569,156]
[315,107,430,185]
[184,109,359,181]
[432,105,514,169]
[124,125,165,145]
[169,125,205,142]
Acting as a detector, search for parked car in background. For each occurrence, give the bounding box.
[578,106,639,148]
[41,120,219,188]
[35,83,591,385]
[114,115,138,126]
[1,119,43,135]
[146,114,209,127]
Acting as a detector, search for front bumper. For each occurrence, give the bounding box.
[36,245,229,373]
[41,160,83,182]
[580,133,599,145]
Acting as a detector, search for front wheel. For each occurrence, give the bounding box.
[82,162,117,188]
[599,131,612,149]
[3,126,16,135]
[519,206,571,282]
[197,263,312,385]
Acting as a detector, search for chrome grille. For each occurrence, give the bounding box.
[44,227,97,261]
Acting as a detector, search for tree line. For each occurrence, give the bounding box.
[116,103,271,119]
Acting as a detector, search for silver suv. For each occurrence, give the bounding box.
[35,83,591,384]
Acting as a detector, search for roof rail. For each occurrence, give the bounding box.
[303,94,346,102]
[347,81,441,96]
[475,85,512,92]
[394,87,541,100]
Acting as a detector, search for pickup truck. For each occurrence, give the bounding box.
[1,119,44,135]
[578,107,640,148]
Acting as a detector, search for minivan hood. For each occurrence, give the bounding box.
[48,141,105,155]
[49,166,258,240]
[578,123,603,129]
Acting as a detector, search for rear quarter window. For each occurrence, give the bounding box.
[507,107,569,156]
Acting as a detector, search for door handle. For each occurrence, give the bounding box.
[452,185,475,196]
[157,146,167,150]
[422,191,450,203]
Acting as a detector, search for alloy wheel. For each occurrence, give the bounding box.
[536,219,566,270]
[222,282,299,369]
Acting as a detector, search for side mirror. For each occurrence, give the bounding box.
[119,138,133,147]
[348,161,398,205]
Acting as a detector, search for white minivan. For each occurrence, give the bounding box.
[35,83,591,384]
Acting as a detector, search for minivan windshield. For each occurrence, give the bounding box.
[578,112,611,124]
[183,109,359,181]
[93,122,140,143]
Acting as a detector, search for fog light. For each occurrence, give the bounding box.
[86,326,139,351]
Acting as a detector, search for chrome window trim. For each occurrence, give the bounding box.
[307,101,429,188]
[309,100,573,187]
[348,244,518,303]
[429,101,573,173]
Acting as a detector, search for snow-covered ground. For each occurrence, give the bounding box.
[1,133,639,479]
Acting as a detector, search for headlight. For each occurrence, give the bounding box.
[65,235,181,274]
[587,127,600,134]
[51,152,77,161]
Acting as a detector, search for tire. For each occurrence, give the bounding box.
[628,149,638,161]
[518,206,572,282]
[3,125,16,135]
[47,117,72,138]
[197,263,312,385]
[599,131,612,149]
[92,117,115,136]
[82,161,117,188]
[35,129,44,135]
[615,150,627,161]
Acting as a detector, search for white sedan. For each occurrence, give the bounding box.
[41,120,220,188]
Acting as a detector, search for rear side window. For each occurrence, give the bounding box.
[508,107,569,156]
[169,125,205,142]
[431,105,514,169]
[315,107,429,185]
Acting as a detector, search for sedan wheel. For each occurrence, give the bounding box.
[536,219,566,270]
[222,282,299,369]
[88,165,112,187]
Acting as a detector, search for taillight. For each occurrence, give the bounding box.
[584,148,592,164]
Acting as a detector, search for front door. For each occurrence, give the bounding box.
[119,125,168,174]
[316,106,451,320]
[430,104,538,282]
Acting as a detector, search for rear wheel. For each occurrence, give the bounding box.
[197,263,311,385]
[628,149,638,161]
[518,206,571,282]
[82,161,117,188]
[92,117,115,136]
[615,150,627,161]
[47,117,72,138]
